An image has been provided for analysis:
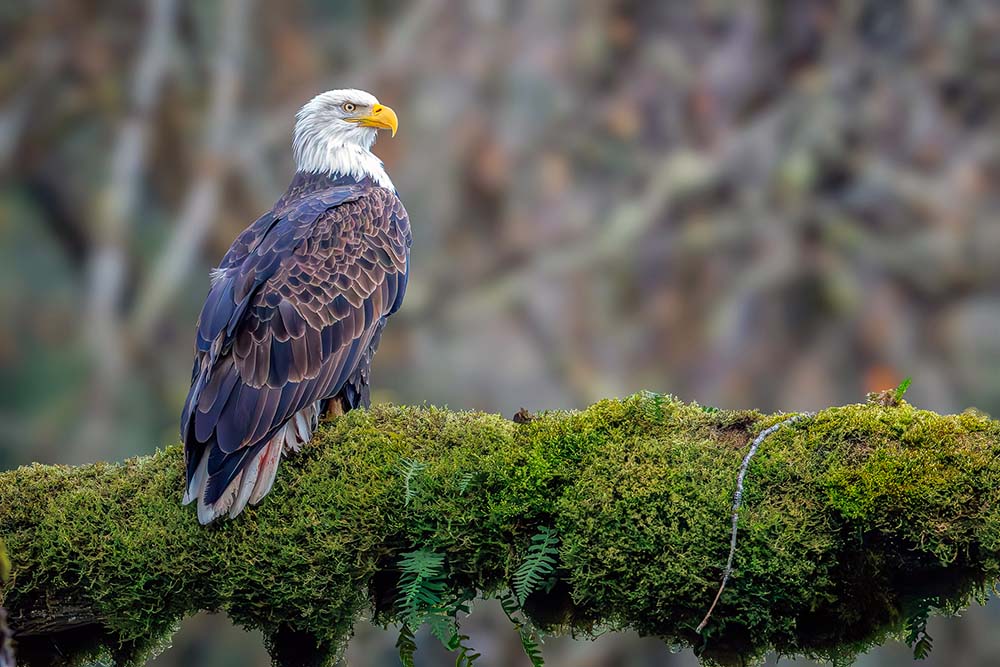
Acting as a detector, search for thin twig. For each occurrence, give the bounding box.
[696,411,814,633]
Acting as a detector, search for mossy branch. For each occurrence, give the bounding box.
[3,395,1000,667]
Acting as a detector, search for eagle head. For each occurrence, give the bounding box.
[292,88,399,186]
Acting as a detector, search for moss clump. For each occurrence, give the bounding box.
[2,395,1000,666]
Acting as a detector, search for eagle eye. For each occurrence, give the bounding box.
[342,102,356,113]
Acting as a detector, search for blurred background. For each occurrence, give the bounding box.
[2,0,999,665]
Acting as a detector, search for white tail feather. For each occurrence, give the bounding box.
[229,449,262,519]
[185,403,322,524]
[294,412,311,443]
[183,450,209,506]
[250,436,283,505]
[198,471,238,524]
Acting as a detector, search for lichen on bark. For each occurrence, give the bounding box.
[2,394,1000,666]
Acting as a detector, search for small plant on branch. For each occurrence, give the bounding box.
[513,526,560,606]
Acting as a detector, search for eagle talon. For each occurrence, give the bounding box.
[322,399,345,422]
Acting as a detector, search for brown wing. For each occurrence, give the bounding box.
[182,186,410,504]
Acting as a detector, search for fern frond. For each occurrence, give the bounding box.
[498,591,545,667]
[513,526,559,605]
[498,590,520,620]
[640,390,666,422]
[428,608,483,665]
[518,630,545,667]
[396,550,483,664]
[454,633,481,667]
[396,623,417,667]
[425,609,458,647]
[396,549,447,627]
[640,390,680,422]
[905,597,935,659]
[456,471,475,494]
[397,459,428,506]
[0,539,9,583]
[912,634,933,660]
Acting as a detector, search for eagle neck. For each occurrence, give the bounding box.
[294,139,395,191]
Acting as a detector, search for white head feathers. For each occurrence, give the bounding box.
[292,89,396,190]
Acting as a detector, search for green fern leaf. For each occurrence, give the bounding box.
[904,597,934,659]
[396,624,417,667]
[396,549,447,627]
[0,540,9,583]
[425,609,458,648]
[497,591,545,666]
[640,390,666,422]
[397,459,428,506]
[518,630,545,667]
[456,471,476,494]
[513,526,559,605]
[912,634,933,660]
[498,591,520,620]
[453,633,481,667]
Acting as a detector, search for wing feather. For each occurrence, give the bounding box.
[182,184,410,510]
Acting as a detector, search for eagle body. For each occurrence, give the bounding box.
[181,90,408,523]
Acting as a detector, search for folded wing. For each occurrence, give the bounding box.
[181,185,410,522]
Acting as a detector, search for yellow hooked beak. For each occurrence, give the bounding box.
[355,103,398,137]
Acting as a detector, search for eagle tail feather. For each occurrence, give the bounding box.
[197,472,237,524]
[185,403,320,524]
[229,449,262,519]
[249,434,284,505]
[183,449,209,506]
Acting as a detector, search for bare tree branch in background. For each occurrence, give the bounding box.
[78,0,177,459]
[129,0,252,343]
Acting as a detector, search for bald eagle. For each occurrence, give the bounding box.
[181,89,409,524]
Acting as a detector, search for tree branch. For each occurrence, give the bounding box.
[2,394,1000,667]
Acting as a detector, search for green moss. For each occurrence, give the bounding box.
[2,396,1000,666]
